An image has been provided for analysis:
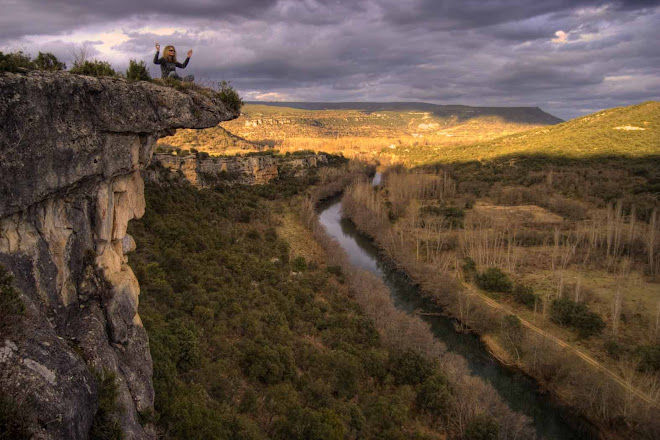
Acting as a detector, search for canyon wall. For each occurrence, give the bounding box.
[0,71,237,439]
[153,152,329,186]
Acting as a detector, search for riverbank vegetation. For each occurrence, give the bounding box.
[340,148,660,437]
[127,161,532,439]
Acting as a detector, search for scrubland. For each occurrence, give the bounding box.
[339,122,660,437]
[125,160,536,439]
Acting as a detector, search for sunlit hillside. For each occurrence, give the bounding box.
[408,101,660,164]
[158,125,263,156]
[158,102,562,161]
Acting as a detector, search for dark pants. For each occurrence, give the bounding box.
[168,71,194,82]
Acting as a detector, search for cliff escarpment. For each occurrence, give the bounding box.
[152,152,329,186]
[0,71,237,439]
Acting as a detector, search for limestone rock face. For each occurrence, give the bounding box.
[0,71,237,439]
[153,152,328,186]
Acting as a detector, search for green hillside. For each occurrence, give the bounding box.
[424,101,660,163]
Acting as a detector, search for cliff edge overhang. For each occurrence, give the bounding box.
[0,71,237,439]
[0,71,236,218]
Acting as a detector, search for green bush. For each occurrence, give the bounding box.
[291,256,307,272]
[512,284,541,310]
[34,52,66,71]
[419,205,465,228]
[240,341,295,384]
[461,257,477,281]
[0,265,24,336]
[635,345,660,372]
[70,60,116,77]
[89,368,123,440]
[389,349,434,386]
[272,407,343,440]
[604,340,623,359]
[0,51,35,72]
[475,267,513,293]
[216,80,243,113]
[416,374,450,416]
[0,393,31,439]
[464,415,499,440]
[550,298,604,338]
[125,59,151,81]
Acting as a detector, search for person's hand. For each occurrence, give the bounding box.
[155,43,160,51]
[187,49,193,58]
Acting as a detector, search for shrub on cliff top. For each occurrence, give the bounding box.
[33,52,66,71]
[0,51,66,73]
[70,59,117,77]
[216,80,243,113]
[0,51,35,72]
[125,59,151,82]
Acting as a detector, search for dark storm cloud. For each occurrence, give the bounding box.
[0,0,279,39]
[1,0,659,119]
[377,0,604,29]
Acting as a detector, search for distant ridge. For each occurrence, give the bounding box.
[248,101,564,125]
[455,100,660,161]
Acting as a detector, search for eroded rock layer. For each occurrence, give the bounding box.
[153,152,328,186]
[0,71,237,439]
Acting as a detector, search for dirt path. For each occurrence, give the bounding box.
[462,283,659,409]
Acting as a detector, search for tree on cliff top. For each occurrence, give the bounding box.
[216,80,243,113]
[0,51,65,72]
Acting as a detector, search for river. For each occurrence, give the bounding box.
[317,184,596,439]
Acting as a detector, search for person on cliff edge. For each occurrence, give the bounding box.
[153,43,194,82]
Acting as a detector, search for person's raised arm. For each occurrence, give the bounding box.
[153,43,161,64]
[177,49,192,68]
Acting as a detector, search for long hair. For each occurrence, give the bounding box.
[163,45,177,63]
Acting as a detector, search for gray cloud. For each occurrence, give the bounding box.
[1,0,659,119]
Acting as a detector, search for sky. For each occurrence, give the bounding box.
[1,0,659,120]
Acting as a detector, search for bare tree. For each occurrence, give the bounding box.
[612,258,630,336]
[654,300,660,343]
[647,208,658,278]
[69,42,93,67]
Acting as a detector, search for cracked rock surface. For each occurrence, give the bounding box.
[0,71,237,439]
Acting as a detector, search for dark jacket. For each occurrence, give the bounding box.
[153,51,190,78]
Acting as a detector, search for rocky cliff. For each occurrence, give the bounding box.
[0,71,237,439]
[153,152,329,186]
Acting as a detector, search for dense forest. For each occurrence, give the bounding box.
[125,159,536,439]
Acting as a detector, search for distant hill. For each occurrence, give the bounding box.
[248,101,563,125]
[431,100,660,163]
